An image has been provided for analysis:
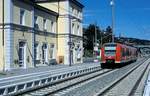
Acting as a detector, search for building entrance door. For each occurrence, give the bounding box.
[42,44,48,64]
[19,41,26,68]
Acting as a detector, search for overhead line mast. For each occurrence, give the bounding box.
[110,0,115,43]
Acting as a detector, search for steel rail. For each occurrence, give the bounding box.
[94,58,150,96]
[23,69,116,96]
[128,62,150,96]
[143,69,150,96]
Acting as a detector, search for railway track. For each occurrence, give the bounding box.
[51,58,149,96]
[96,58,150,96]
[20,57,150,96]
[22,68,115,96]
[0,63,100,96]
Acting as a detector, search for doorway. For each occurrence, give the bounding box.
[19,41,26,68]
[42,43,48,64]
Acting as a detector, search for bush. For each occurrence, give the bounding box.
[83,49,93,57]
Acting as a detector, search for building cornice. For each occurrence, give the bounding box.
[0,23,83,38]
[0,23,57,37]
[13,0,58,16]
[58,33,83,39]
[34,0,84,9]
[70,0,84,8]
[59,14,82,22]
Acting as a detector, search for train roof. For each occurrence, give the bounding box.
[103,43,137,49]
[104,43,117,46]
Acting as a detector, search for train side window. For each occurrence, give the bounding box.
[127,49,128,56]
[124,48,126,56]
[126,48,129,56]
[127,49,129,56]
[122,48,125,57]
[128,49,130,56]
[121,48,123,56]
[123,48,124,57]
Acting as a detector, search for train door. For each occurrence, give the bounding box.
[19,41,27,68]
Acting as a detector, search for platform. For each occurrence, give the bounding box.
[143,71,150,96]
[0,62,101,95]
[0,62,99,79]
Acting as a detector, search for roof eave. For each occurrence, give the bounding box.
[17,0,58,16]
[34,0,84,9]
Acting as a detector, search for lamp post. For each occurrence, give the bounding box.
[101,31,114,47]
[110,0,115,43]
[95,22,97,47]
[94,23,97,58]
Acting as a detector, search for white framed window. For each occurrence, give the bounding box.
[80,11,83,19]
[51,21,54,32]
[34,16,39,29]
[77,25,80,35]
[78,11,81,18]
[43,19,47,31]
[50,44,55,59]
[73,8,75,15]
[42,43,48,63]
[70,6,73,13]
[34,43,39,60]
[72,23,75,34]
[34,16,37,24]
[77,11,80,18]
[20,9,25,25]
[18,41,26,68]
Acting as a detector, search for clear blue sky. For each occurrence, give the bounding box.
[79,0,150,40]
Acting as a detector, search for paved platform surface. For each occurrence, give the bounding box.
[0,62,100,95]
[143,70,150,96]
[0,62,100,79]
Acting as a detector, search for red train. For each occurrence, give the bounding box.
[101,43,138,68]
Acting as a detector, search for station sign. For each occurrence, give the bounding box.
[94,46,98,51]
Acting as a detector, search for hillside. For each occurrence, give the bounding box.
[115,37,150,45]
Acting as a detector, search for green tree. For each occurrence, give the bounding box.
[103,26,112,43]
[83,24,102,57]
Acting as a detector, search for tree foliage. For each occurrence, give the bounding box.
[83,24,113,51]
[83,24,101,50]
[83,24,150,57]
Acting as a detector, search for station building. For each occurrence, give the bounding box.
[0,0,83,71]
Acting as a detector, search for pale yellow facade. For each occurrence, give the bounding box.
[0,0,4,71]
[0,0,58,71]
[13,31,32,68]
[13,0,32,27]
[39,2,59,13]
[12,0,33,69]
[39,0,83,65]
[0,0,83,71]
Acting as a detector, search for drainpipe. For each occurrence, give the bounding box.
[2,0,4,46]
[2,0,5,71]
[32,6,35,67]
[56,0,60,50]
[56,0,60,64]
[68,1,72,66]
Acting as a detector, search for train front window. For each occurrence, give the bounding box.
[104,44,116,56]
[105,50,116,56]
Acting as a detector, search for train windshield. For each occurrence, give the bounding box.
[105,50,116,56]
[104,44,116,56]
